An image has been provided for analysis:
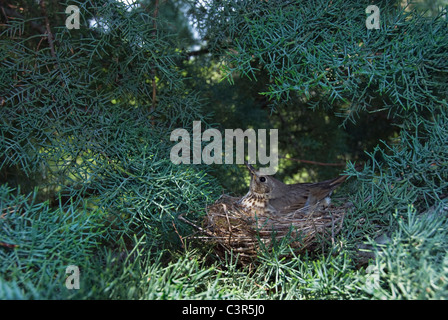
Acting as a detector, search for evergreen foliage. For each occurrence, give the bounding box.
[1,0,221,299]
[1,0,448,300]
[192,0,448,115]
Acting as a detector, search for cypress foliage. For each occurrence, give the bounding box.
[0,0,221,298]
[190,0,448,298]
[1,0,447,299]
[192,0,448,114]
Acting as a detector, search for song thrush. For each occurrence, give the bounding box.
[237,162,348,215]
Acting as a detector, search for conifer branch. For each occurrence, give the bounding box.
[279,156,346,167]
[38,0,56,58]
[0,3,46,35]
[151,0,160,125]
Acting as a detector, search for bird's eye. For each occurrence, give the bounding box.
[259,177,266,182]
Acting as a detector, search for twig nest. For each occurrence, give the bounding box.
[200,194,346,264]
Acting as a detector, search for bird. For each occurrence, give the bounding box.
[237,162,349,215]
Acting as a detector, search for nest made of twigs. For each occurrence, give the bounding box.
[181,194,347,265]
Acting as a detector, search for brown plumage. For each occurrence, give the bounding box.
[238,162,348,215]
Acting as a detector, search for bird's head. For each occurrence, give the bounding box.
[244,162,284,198]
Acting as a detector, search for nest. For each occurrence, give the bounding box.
[181,194,347,265]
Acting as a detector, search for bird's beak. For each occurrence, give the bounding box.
[244,161,257,176]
